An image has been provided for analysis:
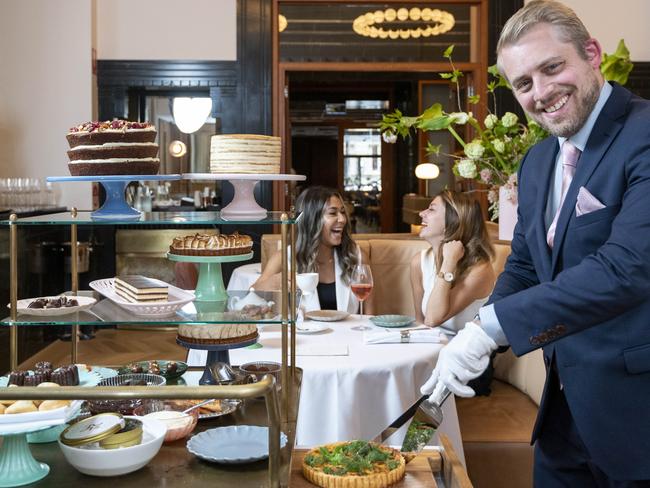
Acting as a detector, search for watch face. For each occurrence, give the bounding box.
[443,272,454,282]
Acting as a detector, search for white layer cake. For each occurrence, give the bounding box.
[210,134,281,174]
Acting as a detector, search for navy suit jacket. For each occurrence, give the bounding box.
[489,83,650,479]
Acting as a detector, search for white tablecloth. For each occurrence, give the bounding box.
[186,315,465,464]
[227,262,262,291]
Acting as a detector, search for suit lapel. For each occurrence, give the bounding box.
[550,84,630,273]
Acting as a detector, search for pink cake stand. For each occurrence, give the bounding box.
[182,173,306,220]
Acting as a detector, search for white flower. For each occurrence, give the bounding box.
[457,159,478,179]
[501,112,519,128]
[449,112,470,125]
[484,114,498,129]
[492,139,505,153]
[464,140,485,160]
[382,131,397,144]
[507,173,518,186]
[487,189,498,204]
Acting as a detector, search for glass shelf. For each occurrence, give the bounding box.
[0,211,299,226]
[2,290,299,326]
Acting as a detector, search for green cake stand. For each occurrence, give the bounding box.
[166,252,254,302]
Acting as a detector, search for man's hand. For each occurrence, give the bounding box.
[421,322,498,402]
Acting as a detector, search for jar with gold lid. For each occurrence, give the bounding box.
[60,413,143,449]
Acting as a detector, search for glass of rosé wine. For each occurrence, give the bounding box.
[350,264,373,331]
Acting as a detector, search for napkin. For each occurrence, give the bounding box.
[363,327,448,345]
[576,186,606,216]
[296,344,349,356]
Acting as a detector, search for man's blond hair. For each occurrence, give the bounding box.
[497,0,591,72]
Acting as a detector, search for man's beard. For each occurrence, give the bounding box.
[528,74,601,138]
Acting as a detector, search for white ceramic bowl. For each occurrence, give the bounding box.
[58,416,166,477]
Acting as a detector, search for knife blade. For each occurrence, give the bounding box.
[370,382,450,446]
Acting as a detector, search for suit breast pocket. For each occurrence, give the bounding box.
[573,204,620,228]
[569,205,621,256]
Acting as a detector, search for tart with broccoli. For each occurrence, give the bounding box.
[302,440,406,488]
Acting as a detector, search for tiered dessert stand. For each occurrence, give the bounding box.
[47,174,181,220]
[167,251,257,385]
[182,173,306,220]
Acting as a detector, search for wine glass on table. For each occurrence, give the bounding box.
[350,264,373,331]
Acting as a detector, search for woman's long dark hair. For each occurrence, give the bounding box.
[295,186,358,284]
[436,190,494,282]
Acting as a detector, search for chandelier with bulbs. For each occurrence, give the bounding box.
[352,7,455,39]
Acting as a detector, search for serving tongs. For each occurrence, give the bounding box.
[370,383,450,461]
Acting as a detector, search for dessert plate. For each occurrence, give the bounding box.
[89,278,194,317]
[8,296,96,317]
[118,360,188,380]
[296,322,330,334]
[197,399,241,420]
[304,310,349,322]
[187,425,287,463]
[369,314,416,328]
[0,400,83,431]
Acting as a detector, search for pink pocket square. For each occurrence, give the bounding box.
[576,186,606,217]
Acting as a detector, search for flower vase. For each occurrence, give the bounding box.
[498,186,517,241]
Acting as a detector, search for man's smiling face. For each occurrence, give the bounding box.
[498,23,604,138]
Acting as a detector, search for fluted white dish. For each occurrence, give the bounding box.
[187,425,287,464]
[89,278,194,317]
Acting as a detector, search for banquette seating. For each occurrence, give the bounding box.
[261,232,544,488]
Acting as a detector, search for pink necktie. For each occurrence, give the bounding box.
[547,141,581,248]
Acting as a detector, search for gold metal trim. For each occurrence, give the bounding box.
[280,212,289,421]
[290,208,297,380]
[70,207,79,364]
[9,214,17,371]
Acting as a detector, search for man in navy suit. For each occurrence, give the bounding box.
[420,1,650,485]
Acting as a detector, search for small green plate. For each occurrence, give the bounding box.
[370,314,416,328]
[118,360,188,380]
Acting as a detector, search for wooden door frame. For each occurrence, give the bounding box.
[272,0,489,216]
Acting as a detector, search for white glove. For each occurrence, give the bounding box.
[421,322,498,401]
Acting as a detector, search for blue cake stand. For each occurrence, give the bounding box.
[47,174,181,220]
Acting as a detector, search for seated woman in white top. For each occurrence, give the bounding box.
[411,190,495,334]
[254,186,374,315]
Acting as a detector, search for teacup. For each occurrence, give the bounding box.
[296,273,319,295]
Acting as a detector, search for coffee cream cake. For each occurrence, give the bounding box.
[66,120,159,176]
[177,323,258,345]
[169,232,253,256]
[114,275,169,303]
[210,134,281,174]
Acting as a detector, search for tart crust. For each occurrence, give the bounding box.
[302,441,406,488]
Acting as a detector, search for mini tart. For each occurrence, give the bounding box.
[302,441,406,488]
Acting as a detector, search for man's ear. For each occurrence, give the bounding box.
[584,38,603,70]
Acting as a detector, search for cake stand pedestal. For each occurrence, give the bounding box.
[168,251,257,384]
[47,174,181,220]
[0,423,60,487]
[182,173,306,220]
[166,252,253,302]
[176,336,258,385]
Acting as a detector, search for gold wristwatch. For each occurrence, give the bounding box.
[437,270,455,283]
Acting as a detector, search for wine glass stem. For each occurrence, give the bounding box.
[360,300,363,318]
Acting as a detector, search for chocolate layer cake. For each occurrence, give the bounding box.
[66,120,160,176]
[114,275,169,303]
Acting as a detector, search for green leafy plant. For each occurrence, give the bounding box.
[381,41,632,220]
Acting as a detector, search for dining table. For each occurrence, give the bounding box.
[186,314,465,465]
